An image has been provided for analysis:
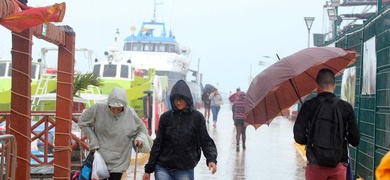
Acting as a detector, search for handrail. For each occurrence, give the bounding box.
[0,112,87,167]
[0,134,17,180]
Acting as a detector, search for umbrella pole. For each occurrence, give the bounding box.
[289,79,303,104]
[277,54,303,104]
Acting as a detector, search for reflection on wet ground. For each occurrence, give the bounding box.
[126,105,306,180]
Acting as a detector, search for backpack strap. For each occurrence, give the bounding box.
[332,97,344,146]
[331,96,340,106]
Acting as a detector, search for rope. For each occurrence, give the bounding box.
[53,139,72,180]
[10,68,31,81]
[8,126,31,142]
[53,160,72,179]
[57,70,73,76]
[53,45,74,179]
[56,117,72,124]
[8,92,31,105]
[7,31,39,178]
[16,156,30,165]
[10,31,32,42]
[3,17,74,178]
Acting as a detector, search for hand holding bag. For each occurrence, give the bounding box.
[91,151,110,179]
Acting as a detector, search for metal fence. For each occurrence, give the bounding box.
[321,4,390,180]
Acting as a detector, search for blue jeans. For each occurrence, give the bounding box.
[155,164,194,180]
[210,106,220,122]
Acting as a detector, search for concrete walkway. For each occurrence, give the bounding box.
[123,105,306,180]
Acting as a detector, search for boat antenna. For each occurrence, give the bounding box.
[115,28,119,48]
[153,0,156,22]
[152,0,163,22]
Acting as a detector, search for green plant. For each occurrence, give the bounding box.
[73,72,102,96]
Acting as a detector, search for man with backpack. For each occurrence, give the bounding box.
[293,68,360,180]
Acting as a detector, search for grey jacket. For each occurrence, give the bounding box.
[78,87,153,173]
[209,92,223,106]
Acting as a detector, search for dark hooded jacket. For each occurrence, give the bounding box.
[144,80,218,173]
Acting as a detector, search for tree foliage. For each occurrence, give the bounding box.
[73,72,102,96]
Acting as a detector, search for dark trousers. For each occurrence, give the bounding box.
[108,173,123,180]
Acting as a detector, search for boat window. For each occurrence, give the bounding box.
[141,69,148,76]
[167,44,176,53]
[132,44,140,51]
[124,42,142,51]
[8,63,11,77]
[93,64,101,77]
[157,44,165,52]
[0,63,6,77]
[144,43,154,52]
[156,70,185,79]
[120,65,128,78]
[126,43,142,51]
[123,43,130,51]
[133,43,142,51]
[103,64,116,77]
[31,64,37,79]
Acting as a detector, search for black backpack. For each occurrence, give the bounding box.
[306,96,344,167]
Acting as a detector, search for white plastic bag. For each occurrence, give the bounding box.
[91,151,110,179]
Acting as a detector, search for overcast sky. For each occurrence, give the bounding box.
[0,0,371,96]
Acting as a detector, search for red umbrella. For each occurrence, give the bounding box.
[244,47,359,129]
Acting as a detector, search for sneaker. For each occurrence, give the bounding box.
[236,146,240,152]
[243,145,246,150]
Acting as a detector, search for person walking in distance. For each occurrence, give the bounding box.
[209,88,223,127]
[231,90,247,151]
[142,80,218,180]
[293,68,360,180]
[229,88,241,122]
[202,90,211,123]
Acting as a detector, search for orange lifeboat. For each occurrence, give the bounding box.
[46,68,57,74]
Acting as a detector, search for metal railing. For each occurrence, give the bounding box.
[0,134,17,180]
[0,111,89,167]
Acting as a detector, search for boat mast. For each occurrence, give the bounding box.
[115,28,119,48]
[153,0,156,22]
[153,0,163,22]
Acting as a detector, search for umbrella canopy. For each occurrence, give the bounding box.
[245,47,358,129]
[203,84,215,93]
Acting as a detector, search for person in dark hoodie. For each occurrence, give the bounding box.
[142,80,218,180]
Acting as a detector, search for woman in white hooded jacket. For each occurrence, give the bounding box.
[78,87,153,180]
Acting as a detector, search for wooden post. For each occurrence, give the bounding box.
[11,29,32,180]
[53,26,75,179]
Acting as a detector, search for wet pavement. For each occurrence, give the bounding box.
[124,105,306,180]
